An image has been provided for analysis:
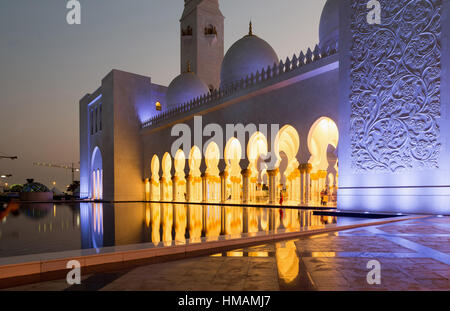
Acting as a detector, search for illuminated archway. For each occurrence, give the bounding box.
[307,117,339,205]
[150,155,160,201]
[247,132,268,202]
[274,125,300,203]
[91,147,103,200]
[174,150,186,201]
[224,206,243,235]
[224,137,242,202]
[205,142,220,202]
[188,146,202,202]
[150,202,161,244]
[161,152,173,201]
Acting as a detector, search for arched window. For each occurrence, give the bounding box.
[204,24,217,36]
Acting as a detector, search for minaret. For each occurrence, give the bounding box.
[180,0,224,91]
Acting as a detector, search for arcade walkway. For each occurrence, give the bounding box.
[5,216,449,291]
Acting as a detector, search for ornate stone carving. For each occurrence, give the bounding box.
[350,0,442,172]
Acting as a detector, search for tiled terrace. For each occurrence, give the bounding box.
[4,216,449,291]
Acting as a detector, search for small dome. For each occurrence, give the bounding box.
[22,182,50,193]
[166,65,210,109]
[220,23,278,88]
[319,0,339,49]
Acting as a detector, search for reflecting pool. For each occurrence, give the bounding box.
[0,202,338,258]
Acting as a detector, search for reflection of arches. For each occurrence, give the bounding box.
[161,203,173,246]
[205,205,221,240]
[150,202,161,244]
[274,125,300,203]
[91,147,103,200]
[174,203,187,242]
[80,203,104,249]
[205,142,220,202]
[161,153,173,201]
[247,132,268,202]
[307,117,339,204]
[188,146,202,202]
[189,205,202,242]
[174,150,186,201]
[224,138,242,201]
[150,155,160,201]
[276,241,299,284]
[224,206,243,235]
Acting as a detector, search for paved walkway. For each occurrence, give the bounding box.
[4,216,449,291]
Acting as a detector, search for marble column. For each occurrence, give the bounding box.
[219,171,227,203]
[241,169,250,204]
[305,164,312,205]
[186,174,192,202]
[299,164,305,205]
[267,169,279,204]
[292,168,300,203]
[172,176,178,202]
[201,173,208,203]
[159,177,165,202]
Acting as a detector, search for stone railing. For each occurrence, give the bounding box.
[141,42,338,129]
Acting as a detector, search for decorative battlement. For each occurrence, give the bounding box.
[142,42,338,129]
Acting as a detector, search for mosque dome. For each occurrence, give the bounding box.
[166,63,210,109]
[319,0,339,49]
[220,22,278,88]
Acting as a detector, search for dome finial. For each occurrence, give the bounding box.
[248,20,253,36]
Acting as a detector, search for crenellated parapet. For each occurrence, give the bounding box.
[141,42,338,129]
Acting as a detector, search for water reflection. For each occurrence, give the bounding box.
[146,203,337,245]
[0,201,336,258]
[276,241,299,284]
[80,203,104,250]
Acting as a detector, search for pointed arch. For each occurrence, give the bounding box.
[247,132,268,202]
[174,150,187,201]
[188,146,202,202]
[91,147,103,200]
[274,125,300,203]
[307,117,339,205]
[224,137,242,201]
[205,142,220,201]
[161,152,173,201]
[150,155,160,201]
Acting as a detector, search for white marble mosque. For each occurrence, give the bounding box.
[79,0,450,215]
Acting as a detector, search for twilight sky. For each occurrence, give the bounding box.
[0,0,327,189]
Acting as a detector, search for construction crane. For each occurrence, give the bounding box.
[33,162,80,183]
[0,156,17,160]
[0,152,18,160]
